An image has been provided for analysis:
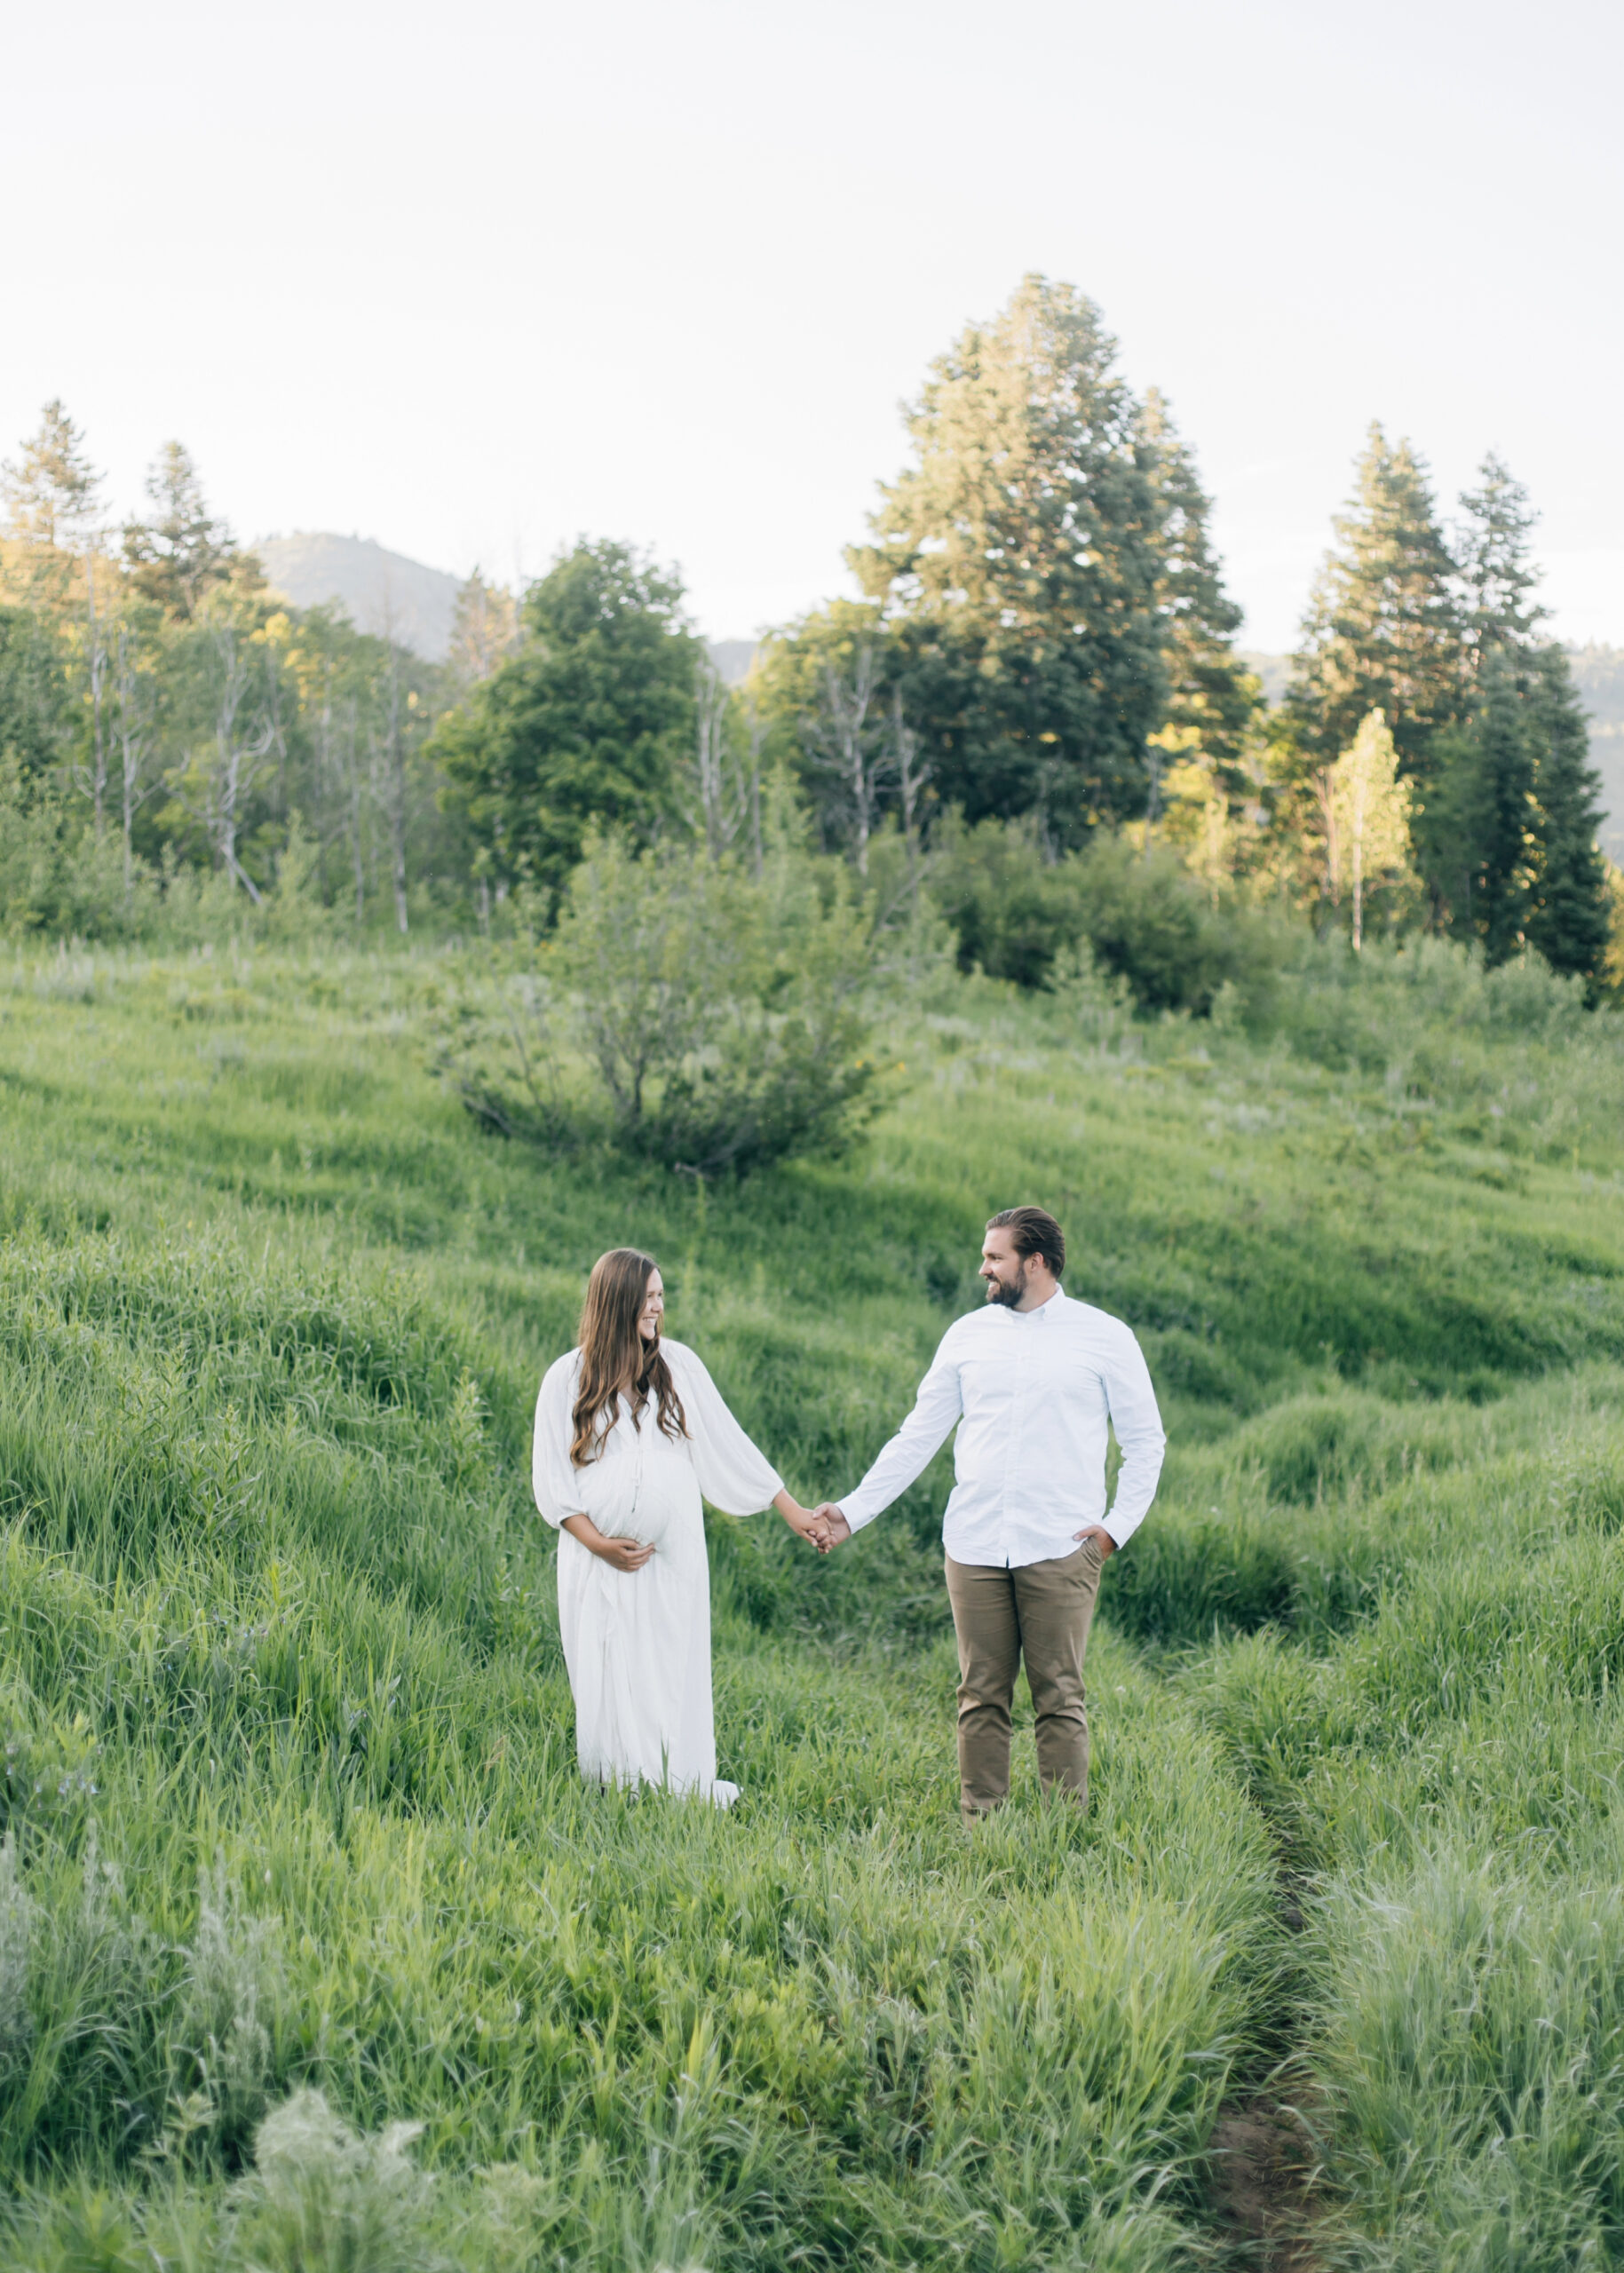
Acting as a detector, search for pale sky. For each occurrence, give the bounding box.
[4,0,1620,652]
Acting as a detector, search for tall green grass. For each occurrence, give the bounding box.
[0,939,1620,2267]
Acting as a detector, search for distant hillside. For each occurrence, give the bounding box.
[255,531,757,691]
[1239,651,1291,707]
[1572,644,1624,863]
[256,533,462,661]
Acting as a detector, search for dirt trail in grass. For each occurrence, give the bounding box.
[1208,2093,1327,2269]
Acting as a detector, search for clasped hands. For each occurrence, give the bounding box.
[778,1502,850,1555]
[782,1501,1118,1559]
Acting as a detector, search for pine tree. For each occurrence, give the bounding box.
[1440,658,1537,959]
[1419,456,1611,981]
[847,275,1169,845]
[0,400,100,555]
[1522,645,1612,985]
[1457,452,1545,662]
[123,443,242,622]
[1287,424,1462,783]
[1138,389,1257,798]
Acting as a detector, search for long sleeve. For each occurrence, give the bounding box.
[672,1345,783,1516]
[532,1354,589,1529]
[839,1333,965,1532]
[1098,1325,1166,1548]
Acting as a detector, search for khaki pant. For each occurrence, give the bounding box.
[944,1540,1104,1818]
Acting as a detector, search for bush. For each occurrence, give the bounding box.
[930,816,1285,1017]
[437,835,879,1176]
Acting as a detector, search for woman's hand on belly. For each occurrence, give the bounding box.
[561,1514,656,1572]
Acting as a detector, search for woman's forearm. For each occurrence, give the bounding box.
[562,1512,655,1572]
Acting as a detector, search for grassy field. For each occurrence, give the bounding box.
[0,938,1620,2269]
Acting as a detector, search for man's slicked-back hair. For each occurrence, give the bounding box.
[986,1206,1066,1279]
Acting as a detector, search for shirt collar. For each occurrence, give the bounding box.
[998,1284,1066,1323]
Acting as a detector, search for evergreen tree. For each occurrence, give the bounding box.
[1456,451,1545,663]
[1417,456,1611,980]
[429,540,697,896]
[846,275,1169,845]
[1523,645,1612,985]
[447,567,519,691]
[0,400,100,554]
[1287,424,1462,783]
[123,443,243,621]
[1428,658,1536,960]
[1138,389,1256,790]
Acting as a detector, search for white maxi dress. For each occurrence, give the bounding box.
[532,1338,783,1805]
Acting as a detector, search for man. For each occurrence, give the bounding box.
[813,1206,1164,1819]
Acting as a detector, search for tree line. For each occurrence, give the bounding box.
[3,274,1617,991]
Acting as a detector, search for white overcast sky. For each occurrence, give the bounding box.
[4,0,1620,651]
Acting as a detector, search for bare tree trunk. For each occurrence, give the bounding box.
[344,699,366,924]
[1142,744,1164,859]
[384,644,409,933]
[314,662,333,904]
[114,622,147,895]
[1315,768,1340,916]
[84,546,107,836]
[891,685,930,895]
[743,686,765,879]
[209,622,270,904]
[693,660,737,858]
[819,648,882,875]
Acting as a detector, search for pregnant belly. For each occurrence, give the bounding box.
[591,1458,701,1548]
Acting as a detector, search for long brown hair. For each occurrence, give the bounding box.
[569,1247,687,1467]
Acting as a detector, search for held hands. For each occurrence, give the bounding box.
[810,1503,852,1555]
[774,1490,835,1551]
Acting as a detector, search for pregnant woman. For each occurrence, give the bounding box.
[533,1247,822,1804]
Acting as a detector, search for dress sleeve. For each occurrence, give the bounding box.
[670,1344,783,1516]
[532,1354,589,1530]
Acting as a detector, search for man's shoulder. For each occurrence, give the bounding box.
[1058,1295,1142,1346]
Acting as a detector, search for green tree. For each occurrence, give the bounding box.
[1426,660,1535,961]
[1456,451,1545,664]
[1139,389,1257,796]
[446,567,519,693]
[1522,645,1612,986]
[430,540,697,897]
[122,443,244,622]
[1328,709,1413,951]
[1,400,100,558]
[846,275,1170,846]
[1414,458,1611,981]
[1287,424,1462,785]
[0,604,71,780]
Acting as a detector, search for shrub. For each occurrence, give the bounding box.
[930,815,1285,1017]
[437,835,879,1176]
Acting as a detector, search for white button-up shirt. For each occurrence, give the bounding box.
[839,1285,1166,1564]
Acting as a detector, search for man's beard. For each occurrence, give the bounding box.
[986,1263,1027,1308]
